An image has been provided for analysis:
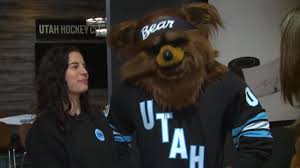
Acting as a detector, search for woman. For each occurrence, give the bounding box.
[280,6,300,106]
[26,45,116,168]
[280,7,300,168]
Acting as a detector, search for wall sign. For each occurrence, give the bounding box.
[36,19,100,40]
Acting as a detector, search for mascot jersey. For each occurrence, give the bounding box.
[109,71,273,168]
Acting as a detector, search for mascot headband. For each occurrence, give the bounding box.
[137,16,194,41]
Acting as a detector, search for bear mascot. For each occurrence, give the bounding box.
[107,2,273,168]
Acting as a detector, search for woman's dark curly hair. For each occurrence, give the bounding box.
[35,45,91,132]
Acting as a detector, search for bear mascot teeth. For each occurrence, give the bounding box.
[108,3,226,111]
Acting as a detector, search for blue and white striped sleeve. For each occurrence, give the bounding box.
[111,123,134,143]
[230,85,273,168]
[104,104,134,143]
[232,112,272,148]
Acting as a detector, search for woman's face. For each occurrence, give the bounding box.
[65,51,89,96]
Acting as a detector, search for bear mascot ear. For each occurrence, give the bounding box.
[181,3,223,33]
[107,20,138,53]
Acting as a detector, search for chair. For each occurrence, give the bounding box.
[19,123,32,168]
[0,122,12,168]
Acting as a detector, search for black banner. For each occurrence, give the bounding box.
[36,19,100,40]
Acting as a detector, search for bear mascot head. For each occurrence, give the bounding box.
[108,2,227,111]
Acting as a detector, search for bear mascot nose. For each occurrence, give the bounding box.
[163,50,173,61]
[156,45,184,68]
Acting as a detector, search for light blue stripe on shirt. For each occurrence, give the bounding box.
[232,112,269,137]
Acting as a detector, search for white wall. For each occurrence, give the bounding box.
[210,0,300,121]
[210,0,300,65]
